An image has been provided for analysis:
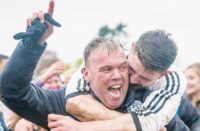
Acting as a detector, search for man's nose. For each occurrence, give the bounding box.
[112,69,122,79]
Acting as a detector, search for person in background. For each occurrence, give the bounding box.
[0,54,9,73]
[33,61,65,90]
[0,54,47,131]
[0,54,11,131]
[184,62,200,111]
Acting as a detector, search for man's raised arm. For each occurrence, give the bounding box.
[0,1,66,129]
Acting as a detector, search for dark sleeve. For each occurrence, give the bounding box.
[178,97,200,131]
[0,41,67,130]
[165,115,190,131]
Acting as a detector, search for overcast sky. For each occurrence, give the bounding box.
[0,0,200,70]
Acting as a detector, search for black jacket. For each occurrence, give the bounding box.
[0,41,68,130]
[165,97,200,131]
[179,97,200,131]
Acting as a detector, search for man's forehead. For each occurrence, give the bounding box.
[90,46,123,58]
[128,54,155,74]
[88,50,126,67]
[127,53,142,68]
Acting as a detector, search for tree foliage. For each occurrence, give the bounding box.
[98,23,128,49]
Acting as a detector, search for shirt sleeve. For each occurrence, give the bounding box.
[65,64,90,99]
[129,71,187,131]
[31,79,45,88]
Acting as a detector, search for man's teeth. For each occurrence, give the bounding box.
[111,85,121,89]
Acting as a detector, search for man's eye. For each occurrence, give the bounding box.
[141,77,151,82]
[120,65,127,71]
[102,68,111,72]
[105,68,111,71]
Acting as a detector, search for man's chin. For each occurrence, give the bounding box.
[105,101,122,109]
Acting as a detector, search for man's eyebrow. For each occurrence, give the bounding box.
[99,66,112,70]
[140,75,151,81]
[128,64,150,80]
[120,61,128,66]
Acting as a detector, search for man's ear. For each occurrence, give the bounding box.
[82,67,91,83]
[159,71,170,78]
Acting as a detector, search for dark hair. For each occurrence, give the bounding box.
[0,54,9,62]
[132,29,177,72]
[84,37,122,66]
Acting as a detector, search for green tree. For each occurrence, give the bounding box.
[98,23,128,49]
